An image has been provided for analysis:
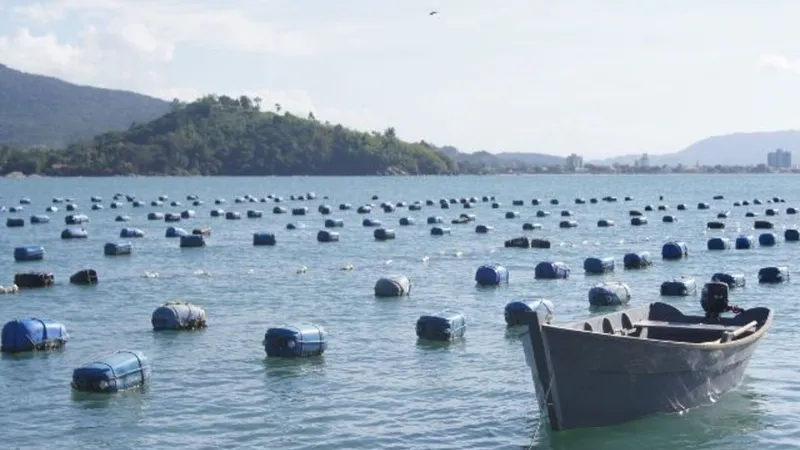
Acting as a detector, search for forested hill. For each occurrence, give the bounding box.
[0,95,457,176]
[0,64,170,149]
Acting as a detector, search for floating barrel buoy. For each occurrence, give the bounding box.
[575,198,586,204]
[512,200,524,206]
[475,264,509,286]
[317,230,339,242]
[677,204,687,210]
[225,211,241,220]
[399,217,415,226]
[504,299,553,327]
[339,203,352,211]
[65,203,77,211]
[70,269,98,285]
[536,210,550,217]
[14,272,54,288]
[758,266,789,283]
[272,206,287,214]
[150,200,162,207]
[711,272,745,288]
[787,207,798,215]
[707,237,731,250]
[152,301,207,330]
[431,226,450,236]
[597,219,615,227]
[30,214,49,224]
[460,213,475,222]
[662,215,676,223]
[115,215,130,222]
[713,195,724,200]
[588,281,631,306]
[416,311,466,341]
[166,226,188,238]
[707,221,724,229]
[164,213,181,222]
[660,277,697,296]
[408,203,422,211]
[550,199,559,205]
[623,252,651,269]
[534,261,570,279]
[357,206,372,214]
[253,232,276,246]
[531,238,551,249]
[697,202,710,210]
[133,200,145,207]
[148,212,165,220]
[71,350,151,393]
[657,205,668,211]
[505,211,520,219]
[324,218,344,228]
[661,241,688,260]
[735,235,755,249]
[584,257,614,274]
[1,318,68,353]
[559,220,578,228]
[560,210,573,217]
[374,228,396,240]
[374,275,412,297]
[759,232,777,247]
[785,229,800,241]
[362,218,381,227]
[91,204,103,211]
[523,222,542,230]
[382,204,395,213]
[766,208,779,216]
[14,245,44,262]
[745,211,757,217]
[318,205,332,215]
[591,198,599,203]
[192,227,211,236]
[104,242,132,256]
[263,325,327,357]
[631,217,648,226]
[61,227,88,239]
[65,214,89,225]
[46,206,58,212]
[180,235,205,248]
[754,220,773,229]
[451,216,469,225]
[491,202,501,209]
[475,224,493,233]
[180,210,196,219]
[531,198,541,205]
[629,210,643,217]
[120,227,144,238]
[644,205,653,212]
[504,237,530,248]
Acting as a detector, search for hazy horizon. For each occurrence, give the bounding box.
[2,0,800,158]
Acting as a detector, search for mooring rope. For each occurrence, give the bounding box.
[526,373,555,450]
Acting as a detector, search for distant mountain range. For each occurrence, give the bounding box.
[435,145,565,168]
[0,64,170,149]
[589,130,800,166]
[443,130,800,168]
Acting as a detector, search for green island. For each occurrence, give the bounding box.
[0,95,458,176]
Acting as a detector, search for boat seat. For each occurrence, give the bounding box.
[632,320,747,332]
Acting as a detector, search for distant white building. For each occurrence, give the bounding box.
[565,153,583,171]
[767,148,792,169]
[633,153,650,168]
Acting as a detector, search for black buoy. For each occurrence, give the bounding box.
[70,269,98,285]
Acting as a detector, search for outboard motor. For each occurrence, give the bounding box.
[701,281,735,321]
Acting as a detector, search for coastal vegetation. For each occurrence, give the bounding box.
[0,95,457,176]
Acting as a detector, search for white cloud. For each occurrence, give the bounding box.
[758,54,800,74]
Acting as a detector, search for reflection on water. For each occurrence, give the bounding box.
[528,385,769,450]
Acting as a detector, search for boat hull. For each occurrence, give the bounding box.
[521,304,771,430]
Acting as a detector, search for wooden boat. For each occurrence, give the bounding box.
[520,281,772,430]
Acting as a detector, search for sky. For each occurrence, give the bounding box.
[1,0,800,158]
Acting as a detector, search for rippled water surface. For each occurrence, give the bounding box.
[0,174,798,450]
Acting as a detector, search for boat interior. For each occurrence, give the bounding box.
[557,302,771,344]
